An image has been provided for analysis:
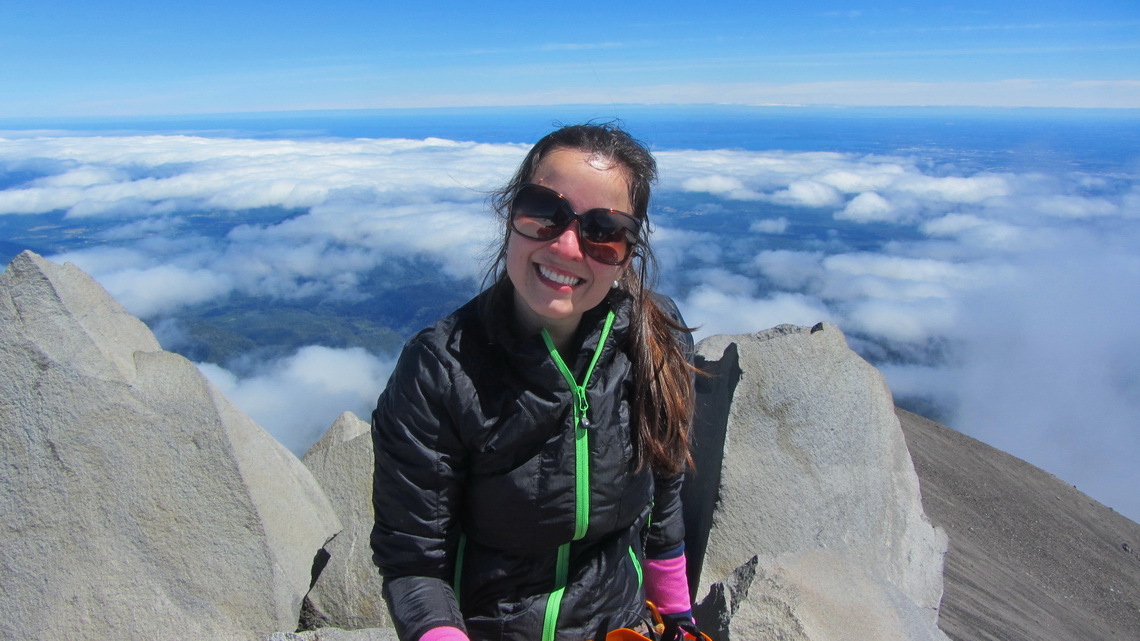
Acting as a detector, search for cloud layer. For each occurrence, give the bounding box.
[199,346,397,455]
[1,135,522,316]
[654,146,1140,522]
[2,130,1137,521]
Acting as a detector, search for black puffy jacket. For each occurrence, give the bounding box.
[371,285,690,641]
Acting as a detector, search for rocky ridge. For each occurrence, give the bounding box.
[685,327,949,641]
[0,251,340,640]
[2,251,1137,641]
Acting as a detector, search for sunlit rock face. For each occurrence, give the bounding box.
[687,325,950,641]
[301,411,393,631]
[0,251,341,641]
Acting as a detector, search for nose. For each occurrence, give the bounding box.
[546,221,584,259]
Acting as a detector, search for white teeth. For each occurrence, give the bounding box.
[539,265,582,286]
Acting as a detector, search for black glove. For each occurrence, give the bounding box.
[660,612,705,641]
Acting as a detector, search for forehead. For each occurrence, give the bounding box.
[530,148,632,211]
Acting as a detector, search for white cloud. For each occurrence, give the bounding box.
[844,297,957,344]
[920,213,987,236]
[11,134,521,316]
[685,288,833,341]
[0,135,525,218]
[752,249,826,290]
[749,217,789,234]
[770,179,844,208]
[690,268,758,297]
[99,265,234,318]
[920,213,1027,250]
[99,216,187,240]
[1032,195,1118,219]
[836,191,898,222]
[32,165,129,188]
[817,165,906,193]
[681,175,745,195]
[657,149,855,197]
[821,253,975,289]
[198,345,396,455]
[660,149,1021,223]
[894,172,1011,204]
[54,245,151,275]
[948,240,1140,519]
[649,226,724,271]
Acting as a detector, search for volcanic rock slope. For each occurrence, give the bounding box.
[899,409,1140,641]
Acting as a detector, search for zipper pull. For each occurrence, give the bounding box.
[575,386,590,428]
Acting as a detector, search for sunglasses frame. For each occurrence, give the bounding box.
[509,183,642,266]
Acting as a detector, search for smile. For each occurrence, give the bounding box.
[538,264,583,287]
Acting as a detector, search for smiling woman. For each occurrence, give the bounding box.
[369,123,705,641]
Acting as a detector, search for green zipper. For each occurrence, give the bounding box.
[453,532,466,607]
[628,546,643,590]
[538,309,616,641]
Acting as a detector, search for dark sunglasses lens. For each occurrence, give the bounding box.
[511,187,570,240]
[580,211,637,264]
[510,184,639,265]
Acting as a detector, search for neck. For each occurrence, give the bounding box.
[541,323,576,356]
[511,293,580,355]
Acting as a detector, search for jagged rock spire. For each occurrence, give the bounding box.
[0,251,341,640]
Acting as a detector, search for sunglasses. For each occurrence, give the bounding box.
[509,183,641,265]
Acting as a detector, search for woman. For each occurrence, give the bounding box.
[371,123,702,641]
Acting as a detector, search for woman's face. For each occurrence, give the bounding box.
[506,147,633,338]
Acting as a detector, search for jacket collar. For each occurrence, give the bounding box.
[477,280,633,370]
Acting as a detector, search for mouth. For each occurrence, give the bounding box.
[537,264,584,287]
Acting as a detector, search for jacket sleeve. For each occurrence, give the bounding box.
[646,471,686,557]
[372,335,468,640]
[644,471,690,616]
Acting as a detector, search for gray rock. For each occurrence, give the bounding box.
[690,324,949,640]
[269,627,399,641]
[302,411,393,630]
[695,552,949,641]
[0,251,341,640]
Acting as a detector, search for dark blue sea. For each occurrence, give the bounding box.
[6,104,1139,175]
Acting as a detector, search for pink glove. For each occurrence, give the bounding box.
[643,553,692,617]
[419,626,470,641]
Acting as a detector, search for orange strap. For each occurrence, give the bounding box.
[603,628,712,641]
[601,601,713,641]
[605,630,654,641]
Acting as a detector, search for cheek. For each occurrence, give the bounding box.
[505,235,534,280]
[505,234,522,261]
[590,264,623,289]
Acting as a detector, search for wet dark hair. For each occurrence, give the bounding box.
[486,122,695,475]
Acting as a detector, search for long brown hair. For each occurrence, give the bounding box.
[486,123,696,476]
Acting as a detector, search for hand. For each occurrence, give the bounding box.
[660,613,708,641]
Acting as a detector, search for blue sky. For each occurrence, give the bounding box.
[4,0,1139,117]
